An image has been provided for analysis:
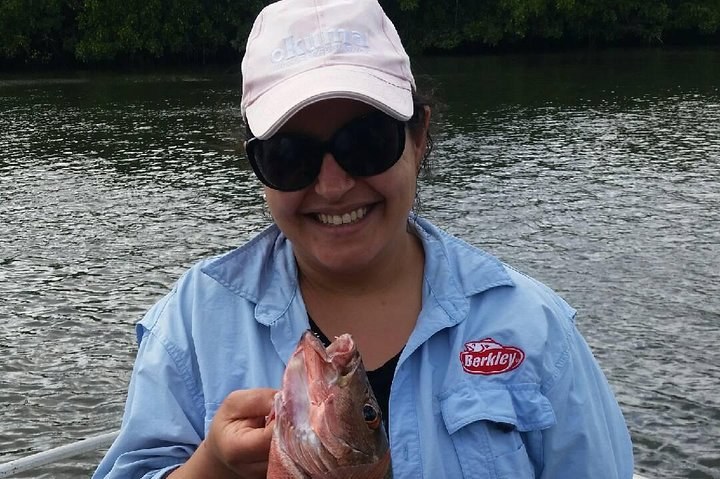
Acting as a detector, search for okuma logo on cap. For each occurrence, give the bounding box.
[271,28,369,65]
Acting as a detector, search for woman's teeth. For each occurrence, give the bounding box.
[317,207,367,226]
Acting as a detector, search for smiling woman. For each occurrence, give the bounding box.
[91,0,634,478]
[260,97,427,287]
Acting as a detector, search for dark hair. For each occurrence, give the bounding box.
[407,91,434,179]
[406,79,441,219]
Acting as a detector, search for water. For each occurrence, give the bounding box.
[1,49,719,477]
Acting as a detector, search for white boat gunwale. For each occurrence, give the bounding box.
[0,430,651,478]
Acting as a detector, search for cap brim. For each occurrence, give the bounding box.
[244,64,414,139]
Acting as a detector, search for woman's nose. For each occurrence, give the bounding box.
[314,153,355,200]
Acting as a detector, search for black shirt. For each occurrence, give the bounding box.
[308,318,400,429]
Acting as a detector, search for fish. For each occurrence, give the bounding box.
[267,330,391,479]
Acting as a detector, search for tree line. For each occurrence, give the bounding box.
[1,0,718,67]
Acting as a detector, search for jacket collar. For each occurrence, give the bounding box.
[201,224,302,325]
[413,216,514,324]
[201,218,514,360]
[201,224,310,363]
[397,216,514,360]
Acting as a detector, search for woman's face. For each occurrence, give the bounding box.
[263,98,429,276]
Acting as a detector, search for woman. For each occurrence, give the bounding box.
[94,0,634,478]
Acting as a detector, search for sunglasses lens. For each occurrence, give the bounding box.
[247,111,406,192]
[249,136,322,191]
[333,113,405,177]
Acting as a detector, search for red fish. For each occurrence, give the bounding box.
[267,331,391,478]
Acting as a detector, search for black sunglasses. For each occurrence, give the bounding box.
[245,110,406,192]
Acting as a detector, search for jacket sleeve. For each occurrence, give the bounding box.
[540,321,634,478]
[92,295,204,479]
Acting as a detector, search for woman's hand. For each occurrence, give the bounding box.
[168,388,277,479]
[207,388,278,478]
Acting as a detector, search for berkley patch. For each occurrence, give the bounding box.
[460,338,525,375]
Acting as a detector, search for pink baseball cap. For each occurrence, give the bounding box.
[241,0,416,139]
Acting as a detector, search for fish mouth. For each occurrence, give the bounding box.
[275,332,361,460]
[299,332,360,402]
[278,332,354,418]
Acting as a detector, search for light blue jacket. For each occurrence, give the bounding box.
[94,217,633,479]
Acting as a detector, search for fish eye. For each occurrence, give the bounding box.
[363,403,381,429]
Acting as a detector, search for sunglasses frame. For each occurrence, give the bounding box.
[245,111,407,192]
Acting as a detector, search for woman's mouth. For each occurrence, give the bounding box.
[316,206,368,226]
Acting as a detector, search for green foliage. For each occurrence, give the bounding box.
[74,0,265,62]
[390,0,685,48]
[381,0,703,51]
[0,0,77,63]
[561,0,671,43]
[670,0,720,33]
[1,0,718,66]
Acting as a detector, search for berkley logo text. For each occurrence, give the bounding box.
[460,338,525,375]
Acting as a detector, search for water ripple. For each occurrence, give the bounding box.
[1,59,719,477]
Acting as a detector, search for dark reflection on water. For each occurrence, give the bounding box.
[1,50,719,478]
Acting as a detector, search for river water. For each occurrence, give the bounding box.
[1,49,718,478]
